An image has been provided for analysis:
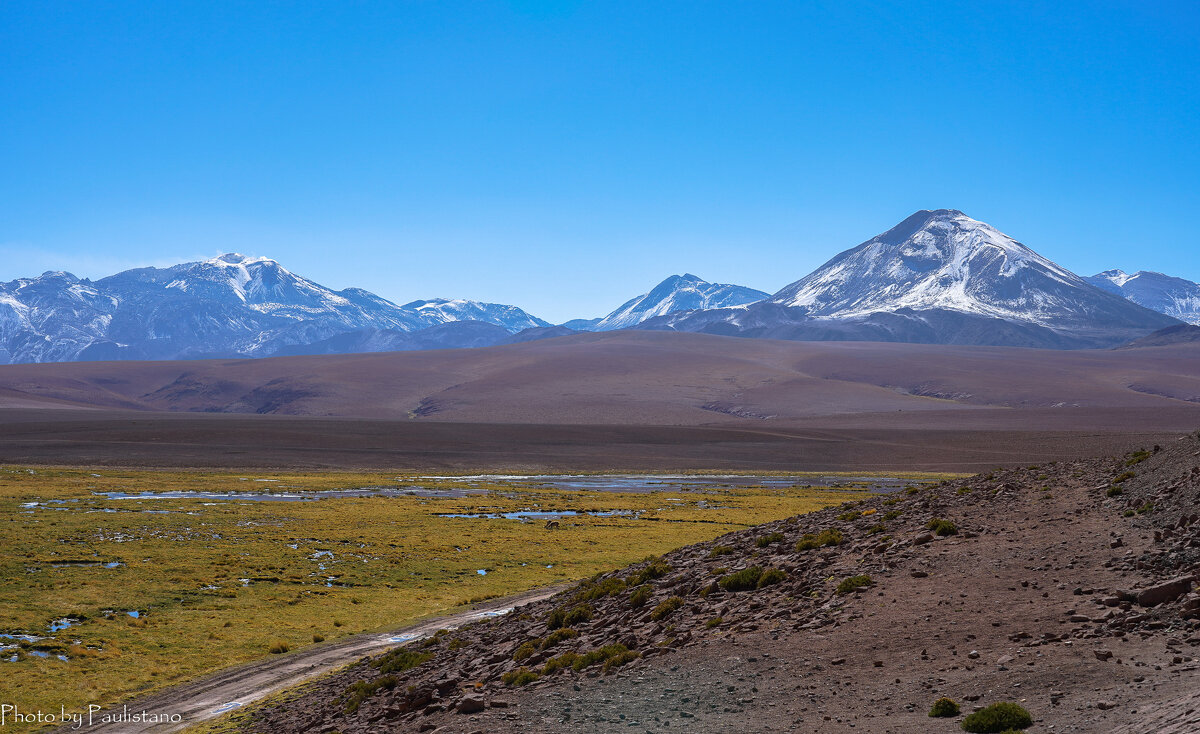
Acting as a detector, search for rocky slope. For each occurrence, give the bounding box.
[235,434,1200,733]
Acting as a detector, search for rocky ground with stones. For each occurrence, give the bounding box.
[237,432,1200,734]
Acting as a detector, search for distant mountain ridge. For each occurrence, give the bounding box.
[0,211,1187,363]
[0,254,548,364]
[1085,270,1200,326]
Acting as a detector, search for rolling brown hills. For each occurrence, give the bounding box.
[1,331,1198,470]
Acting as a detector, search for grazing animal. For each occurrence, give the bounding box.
[544,520,560,530]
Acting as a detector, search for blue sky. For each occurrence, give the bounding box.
[2,1,1197,322]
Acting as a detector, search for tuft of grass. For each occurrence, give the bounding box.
[627,557,672,586]
[629,584,652,609]
[650,596,684,622]
[547,603,593,630]
[572,576,627,603]
[959,702,1032,732]
[541,628,578,650]
[342,675,397,713]
[1125,449,1152,466]
[541,651,580,675]
[756,568,786,588]
[513,639,540,662]
[718,566,763,592]
[501,667,540,686]
[312,633,325,643]
[755,532,784,548]
[375,648,433,675]
[929,697,960,717]
[267,639,289,654]
[705,616,723,629]
[707,545,734,558]
[927,518,958,536]
[796,528,843,551]
[835,574,873,595]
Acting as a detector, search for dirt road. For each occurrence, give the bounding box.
[57,585,564,734]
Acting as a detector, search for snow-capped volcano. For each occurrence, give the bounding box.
[772,209,1160,328]
[591,274,768,331]
[1085,270,1200,325]
[642,210,1178,348]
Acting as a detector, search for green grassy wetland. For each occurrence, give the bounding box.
[0,467,951,726]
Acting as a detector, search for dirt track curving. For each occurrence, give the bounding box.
[54,586,565,734]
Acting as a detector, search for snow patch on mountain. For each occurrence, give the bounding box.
[401,298,550,332]
[1087,269,1200,325]
[593,274,768,331]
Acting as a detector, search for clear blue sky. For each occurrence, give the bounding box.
[2,1,1197,322]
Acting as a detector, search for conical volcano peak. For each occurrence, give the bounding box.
[769,210,1143,327]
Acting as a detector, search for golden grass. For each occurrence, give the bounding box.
[0,466,952,731]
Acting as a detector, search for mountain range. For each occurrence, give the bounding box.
[0,210,1193,363]
[1085,269,1200,326]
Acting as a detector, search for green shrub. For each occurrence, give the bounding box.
[572,576,628,603]
[572,643,633,672]
[927,518,958,536]
[650,596,684,621]
[796,528,843,551]
[755,532,784,547]
[905,486,920,495]
[629,584,652,608]
[541,652,580,675]
[705,616,723,629]
[501,667,541,686]
[343,675,398,713]
[867,523,887,535]
[601,648,640,673]
[1125,449,1152,466]
[513,639,540,661]
[929,697,960,717]
[1114,471,1136,483]
[1123,509,1135,517]
[541,628,578,649]
[959,702,1032,732]
[756,568,786,588]
[1105,486,1122,497]
[376,648,433,675]
[837,511,861,521]
[718,566,763,592]
[708,545,734,558]
[628,557,672,586]
[547,603,593,630]
[835,574,873,595]
[882,509,902,521]
[1136,502,1154,514]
